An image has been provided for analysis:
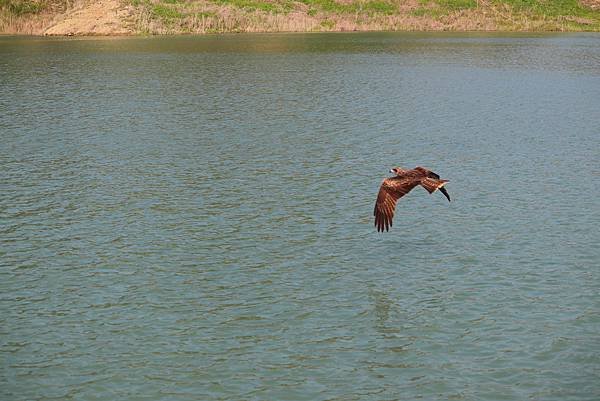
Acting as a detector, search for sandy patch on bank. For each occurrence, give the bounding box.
[44,0,133,35]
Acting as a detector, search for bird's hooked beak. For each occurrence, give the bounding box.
[389,169,395,173]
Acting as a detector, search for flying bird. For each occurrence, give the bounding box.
[374,166,450,232]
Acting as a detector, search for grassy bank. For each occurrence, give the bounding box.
[0,0,69,33]
[128,0,600,33]
[1,0,599,35]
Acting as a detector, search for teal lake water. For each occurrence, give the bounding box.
[1,33,599,400]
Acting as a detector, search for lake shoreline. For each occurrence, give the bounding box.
[3,29,600,38]
[4,26,600,37]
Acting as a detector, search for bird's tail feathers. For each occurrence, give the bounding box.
[420,178,448,194]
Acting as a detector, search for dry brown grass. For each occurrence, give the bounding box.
[128,0,492,33]
[128,0,460,33]
[0,0,73,34]
[128,1,315,34]
[1,8,57,33]
[125,0,599,34]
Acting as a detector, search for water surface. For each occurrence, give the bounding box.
[1,33,599,400]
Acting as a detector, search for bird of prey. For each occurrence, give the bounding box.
[374,166,450,232]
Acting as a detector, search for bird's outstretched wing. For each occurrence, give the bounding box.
[374,178,417,232]
[414,166,440,179]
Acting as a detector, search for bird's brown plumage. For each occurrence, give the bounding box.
[374,166,450,232]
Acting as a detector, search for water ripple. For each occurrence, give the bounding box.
[1,33,600,401]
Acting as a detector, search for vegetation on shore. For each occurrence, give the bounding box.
[129,0,600,33]
[1,0,67,33]
[1,0,599,35]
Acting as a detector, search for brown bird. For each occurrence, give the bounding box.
[374,166,450,232]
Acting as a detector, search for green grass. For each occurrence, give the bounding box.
[412,0,476,17]
[435,0,477,10]
[207,0,396,14]
[0,0,45,15]
[410,0,599,25]
[320,18,334,28]
[499,0,576,15]
[494,0,598,19]
[300,0,348,13]
[212,0,294,13]
[362,0,395,14]
[410,7,448,17]
[152,3,183,19]
[299,0,395,14]
[129,0,150,7]
[196,10,217,17]
[424,0,599,19]
[497,0,600,30]
[135,0,598,30]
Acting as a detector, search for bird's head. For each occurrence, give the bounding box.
[389,167,405,175]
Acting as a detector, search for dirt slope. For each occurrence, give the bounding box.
[43,0,133,35]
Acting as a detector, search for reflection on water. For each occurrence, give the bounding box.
[1,33,599,401]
